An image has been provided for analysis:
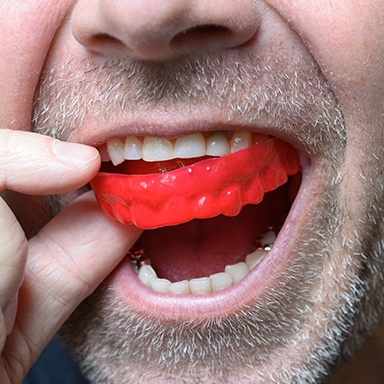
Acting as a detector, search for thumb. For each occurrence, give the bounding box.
[0,129,100,194]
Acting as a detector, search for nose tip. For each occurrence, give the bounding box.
[72,0,260,61]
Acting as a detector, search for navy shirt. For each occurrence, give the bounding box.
[23,337,89,384]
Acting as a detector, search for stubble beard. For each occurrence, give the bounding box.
[33,52,384,383]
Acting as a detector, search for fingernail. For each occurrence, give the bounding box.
[3,294,18,336]
[54,140,99,168]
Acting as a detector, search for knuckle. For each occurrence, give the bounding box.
[0,198,28,273]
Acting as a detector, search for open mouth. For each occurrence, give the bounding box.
[91,130,302,299]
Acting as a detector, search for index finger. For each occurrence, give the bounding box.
[0,129,100,194]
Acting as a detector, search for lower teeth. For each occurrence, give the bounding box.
[130,229,275,295]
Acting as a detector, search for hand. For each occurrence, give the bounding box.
[0,129,142,384]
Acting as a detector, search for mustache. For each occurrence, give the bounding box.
[32,52,345,154]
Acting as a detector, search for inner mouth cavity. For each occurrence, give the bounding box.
[132,177,297,294]
[91,130,302,294]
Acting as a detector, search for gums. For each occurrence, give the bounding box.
[91,137,300,229]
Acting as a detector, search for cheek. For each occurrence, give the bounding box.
[266,0,384,102]
[0,1,75,130]
[266,0,384,234]
[267,0,384,161]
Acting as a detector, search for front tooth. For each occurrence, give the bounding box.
[169,280,191,294]
[189,277,212,294]
[210,272,233,291]
[245,249,268,270]
[106,130,256,165]
[138,265,157,287]
[107,138,125,165]
[142,137,174,161]
[225,262,250,283]
[174,133,206,159]
[230,130,252,153]
[149,277,172,293]
[124,136,142,160]
[206,132,230,156]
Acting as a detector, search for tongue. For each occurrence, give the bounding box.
[91,137,300,229]
[139,182,292,281]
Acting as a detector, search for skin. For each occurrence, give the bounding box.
[0,0,383,383]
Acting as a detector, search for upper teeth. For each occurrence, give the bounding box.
[103,131,267,165]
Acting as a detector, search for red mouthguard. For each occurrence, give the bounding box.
[91,138,300,229]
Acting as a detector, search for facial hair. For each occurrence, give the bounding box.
[32,52,384,383]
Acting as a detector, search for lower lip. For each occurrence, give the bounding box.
[108,157,313,321]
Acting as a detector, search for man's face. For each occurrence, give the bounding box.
[2,1,384,382]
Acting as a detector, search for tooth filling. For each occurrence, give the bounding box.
[127,244,151,275]
[130,229,275,294]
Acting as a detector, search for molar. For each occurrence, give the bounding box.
[260,230,276,246]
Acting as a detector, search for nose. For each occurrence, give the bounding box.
[71,0,260,61]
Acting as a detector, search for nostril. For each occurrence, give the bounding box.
[171,24,234,49]
[181,24,230,35]
[88,33,126,52]
[72,1,261,60]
